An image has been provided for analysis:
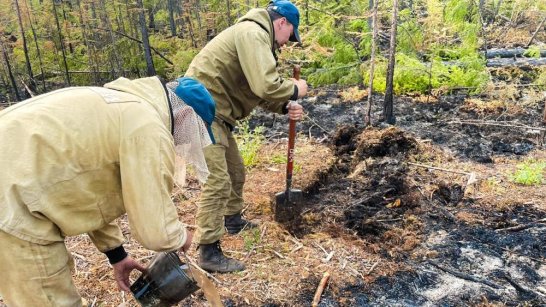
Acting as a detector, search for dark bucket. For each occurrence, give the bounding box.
[130,251,199,307]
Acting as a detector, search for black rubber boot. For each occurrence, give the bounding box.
[198,241,245,273]
[224,213,258,234]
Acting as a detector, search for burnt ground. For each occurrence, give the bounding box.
[6,86,543,307]
[246,87,546,306]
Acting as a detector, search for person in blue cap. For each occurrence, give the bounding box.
[185,0,308,273]
[0,76,215,306]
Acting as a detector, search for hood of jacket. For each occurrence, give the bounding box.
[104,76,172,133]
[238,8,276,52]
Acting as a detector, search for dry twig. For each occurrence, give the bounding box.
[311,272,331,307]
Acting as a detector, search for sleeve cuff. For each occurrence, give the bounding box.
[289,84,298,101]
[104,245,128,264]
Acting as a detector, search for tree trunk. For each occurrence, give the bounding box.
[99,0,123,78]
[148,8,156,31]
[383,0,398,125]
[136,0,156,76]
[51,0,71,85]
[24,0,46,91]
[367,0,374,30]
[14,0,36,94]
[167,0,177,37]
[193,0,202,44]
[225,0,232,26]
[186,15,197,48]
[76,0,100,85]
[364,0,378,127]
[0,40,22,101]
[61,1,74,54]
[175,0,185,38]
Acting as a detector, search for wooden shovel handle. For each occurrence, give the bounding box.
[285,65,301,193]
[293,65,301,80]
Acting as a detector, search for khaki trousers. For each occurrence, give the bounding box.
[196,121,245,244]
[0,230,82,307]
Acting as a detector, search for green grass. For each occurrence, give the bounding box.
[269,153,302,173]
[509,159,546,186]
[235,120,265,168]
[242,228,261,252]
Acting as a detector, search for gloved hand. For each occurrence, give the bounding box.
[112,256,146,292]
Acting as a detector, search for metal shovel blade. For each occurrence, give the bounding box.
[275,189,303,205]
[274,189,304,223]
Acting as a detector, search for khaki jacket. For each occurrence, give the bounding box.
[0,77,187,253]
[185,8,295,126]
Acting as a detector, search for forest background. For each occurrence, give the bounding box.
[0,0,545,104]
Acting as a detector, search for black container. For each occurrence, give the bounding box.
[130,251,199,307]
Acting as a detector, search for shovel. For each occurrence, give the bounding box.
[275,65,304,207]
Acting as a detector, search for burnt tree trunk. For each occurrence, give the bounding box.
[61,1,74,54]
[136,0,156,76]
[364,0,378,127]
[99,0,123,78]
[193,0,202,43]
[167,0,177,37]
[186,15,197,48]
[225,0,232,26]
[367,0,373,30]
[0,40,22,101]
[14,0,36,93]
[77,0,100,84]
[24,0,46,91]
[383,0,398,125]
[52,0,71,85]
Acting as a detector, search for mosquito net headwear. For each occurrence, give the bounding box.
[166,77,216,185]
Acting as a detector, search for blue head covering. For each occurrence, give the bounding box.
[173,77,216,144]
[268,0,301,44]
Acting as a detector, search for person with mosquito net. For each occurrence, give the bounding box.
[0,76,215,306]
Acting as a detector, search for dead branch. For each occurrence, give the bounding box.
[495,218,546,232]
[311,272,331,307]
[500,272,545,298]
[20,79,35,97]
[427,261,502,289]
[527,16,546,48]
[447,120,546,132]
[366,261,379,275]
[407,162,473,176]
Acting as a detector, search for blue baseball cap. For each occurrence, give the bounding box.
[173,77,216,144]
[268,0,301,44]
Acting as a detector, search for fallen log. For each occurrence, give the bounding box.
[487,57,546,67]
[486,48,546,59]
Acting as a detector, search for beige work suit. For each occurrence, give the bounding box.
[0,77,188,306]
[186,9,295,244]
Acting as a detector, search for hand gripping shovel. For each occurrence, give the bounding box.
[275,65,304,209]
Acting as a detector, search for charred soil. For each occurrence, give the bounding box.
[58,86,546,307]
